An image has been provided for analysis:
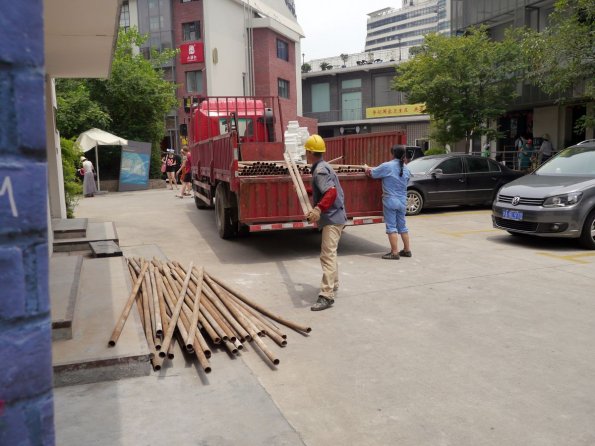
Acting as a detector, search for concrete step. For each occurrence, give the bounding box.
[90,240,123,258]
[52,256,151,387]
[53,221,118,253]
[50,255,84,341]
[52,218,88,239]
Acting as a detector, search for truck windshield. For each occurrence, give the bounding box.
[219,118,253,137]
[536,146,595,176]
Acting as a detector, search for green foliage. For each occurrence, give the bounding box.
[520,0,595,130]
[56,80,111,140]
[60,137,82,218]
[56,27,179,180]
[301,63,312,73]
[393,27,523,146]
[424,147,447,155]
[320,62,332,71]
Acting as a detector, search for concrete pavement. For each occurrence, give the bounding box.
[54,188,595,446]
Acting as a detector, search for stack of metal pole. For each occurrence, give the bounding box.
[109,257,312,374]
[237,161,364,176]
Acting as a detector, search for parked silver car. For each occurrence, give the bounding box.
[492,141,595,249]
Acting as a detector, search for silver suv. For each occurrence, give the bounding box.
[492,141,595,249]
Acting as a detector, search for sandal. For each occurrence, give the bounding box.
[398,250,412,257]
[381,252,400,260]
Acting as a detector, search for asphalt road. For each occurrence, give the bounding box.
[55,187,595,446]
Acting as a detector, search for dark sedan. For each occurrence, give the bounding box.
[406,154,523,215]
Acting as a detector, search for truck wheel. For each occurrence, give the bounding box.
[215,183,237,239]
[406,190,423,216]
[579,210,595,250]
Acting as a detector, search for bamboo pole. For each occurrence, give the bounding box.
[284,152,310,214]
[109,261,149,346]
[144,270,156,337]
[149,264,163,337]
[141,271,157,357]
[185,266,204,351]
[252,335,280,366]
[225,295,287,347]
[160,262,193,360]
[202,280,248,342]
[159,269,192,358]
[209,274,312,334]
[226,290,287,340]
[286,153,312,213]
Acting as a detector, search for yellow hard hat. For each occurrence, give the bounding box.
[304,134,326,153]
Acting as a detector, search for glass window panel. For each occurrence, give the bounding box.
[311,83,330,112]
[278,78,290,98]
[341,91,361,120]
[437,157,463,174]
[186,71,203,93]
[466,157,490,173]
[276,39,289,61]
[341,79,361,89]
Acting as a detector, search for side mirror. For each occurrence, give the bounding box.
[431,168,443,177]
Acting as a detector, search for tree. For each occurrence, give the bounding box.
[340,53,349,67]
[320,62,332,71]
[520,0,595,131]
[93,28,179,177]
[393,28,523,147]
[301,62,312,73]
[60,137,83,218]
[55,79,111,140]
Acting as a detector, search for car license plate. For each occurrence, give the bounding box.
[502,209,523,221]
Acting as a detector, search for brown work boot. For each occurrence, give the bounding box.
[311,296,334,311]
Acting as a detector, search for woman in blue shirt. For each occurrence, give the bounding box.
[365,145,412,260]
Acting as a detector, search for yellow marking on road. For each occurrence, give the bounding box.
[440,229,499,238]
[537,252,595,264]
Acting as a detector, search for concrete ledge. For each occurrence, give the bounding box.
[50,256,83,341]
[52,218,88,239]
[52,256,151,387]
[53,222,118,253]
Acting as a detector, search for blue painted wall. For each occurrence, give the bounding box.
[0,0,55,444]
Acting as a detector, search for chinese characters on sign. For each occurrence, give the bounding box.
[365,104,426,119]
[180,42,204,64]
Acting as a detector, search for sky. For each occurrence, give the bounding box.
[294,0,401,61]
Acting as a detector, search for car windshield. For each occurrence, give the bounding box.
[535,146,595,176]
[407,157,440,174]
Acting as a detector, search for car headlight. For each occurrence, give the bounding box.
[543,192,583,207]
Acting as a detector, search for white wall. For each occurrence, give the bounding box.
[533,105,560,150]
[203,0,249,96]
[46,77,66,219]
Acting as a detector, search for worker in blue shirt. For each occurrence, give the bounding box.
[365,145,412,259]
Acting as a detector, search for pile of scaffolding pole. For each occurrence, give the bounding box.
[108,257,312,374]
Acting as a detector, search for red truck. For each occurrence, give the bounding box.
[187,96,406,238]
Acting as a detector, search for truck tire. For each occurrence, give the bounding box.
[579,210,595,250]
[406,190,423,216]
[215,183,237,239]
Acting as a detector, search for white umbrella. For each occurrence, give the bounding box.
[75,128,128,191]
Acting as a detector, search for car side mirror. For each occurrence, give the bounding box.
[432,168,443,177]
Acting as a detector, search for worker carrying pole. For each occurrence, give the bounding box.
[304,135,347,311]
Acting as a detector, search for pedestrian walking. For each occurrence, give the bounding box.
[539,133,554,164]
[304,134,347,312]
[164,149,180,190]
[365,145,412,260]
[80,156,97,197]
[515,134,526,170]
[519,138,535,172]
[176,147,192,198]
[482,141,491,158]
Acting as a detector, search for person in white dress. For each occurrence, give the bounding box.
[81,156,97,197]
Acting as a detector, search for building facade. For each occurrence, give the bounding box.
[365,0,451,60]
[452,0,594,155]
[122,0,311,151]
[302,61,430,144]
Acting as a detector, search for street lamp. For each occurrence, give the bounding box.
[302,53,305,65]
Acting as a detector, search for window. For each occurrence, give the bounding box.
[186,70,203,93]
[436,157,463,175]
[488,159,502,172]
[150,16,160,32]
[119,1,130,31]
[341,91,362,120]
[182,21,201,41]
[373,75,400,107]
[311,83,330,112]
[276,39,289,61]
[466,157,490,173]
[341,79,361,89]
[278,78,289,99]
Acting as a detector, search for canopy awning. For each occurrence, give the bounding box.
[75,128,128,152]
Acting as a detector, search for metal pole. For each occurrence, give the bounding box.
[95,142,101,191]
